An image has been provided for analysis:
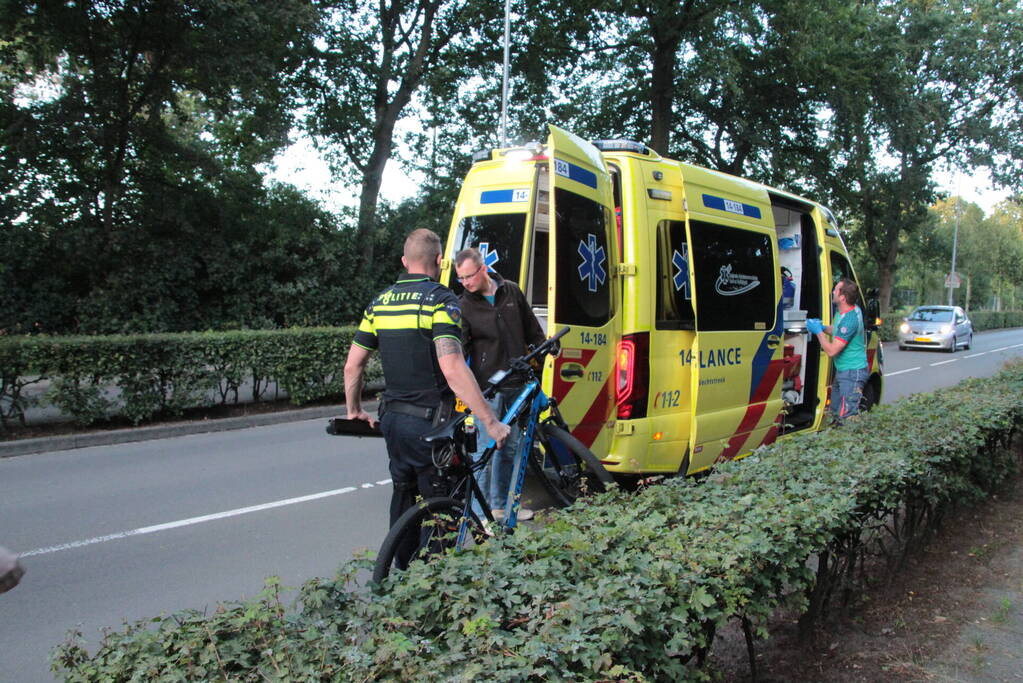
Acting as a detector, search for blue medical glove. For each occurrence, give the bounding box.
[806,318,823,335]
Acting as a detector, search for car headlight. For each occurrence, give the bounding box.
[940,324,952,334]
[900,323,910,334]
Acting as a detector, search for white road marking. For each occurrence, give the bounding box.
[21,486,360,557]
[931,359,958,366]
[992,346,1011,352]
[965,352,987,358]
[885,367,920,377]
[1012,343,1023,349]
[361,483,374,488]
[376,479,392,486]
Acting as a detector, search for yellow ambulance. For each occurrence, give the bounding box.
[441,125,883,478]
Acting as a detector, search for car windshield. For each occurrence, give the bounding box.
[909,308,953,322]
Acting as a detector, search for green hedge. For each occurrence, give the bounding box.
[53,363,1023,681]
[877,309,1023,341]
[0,328,381,428]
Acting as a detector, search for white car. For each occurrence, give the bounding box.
[897,305,973,352]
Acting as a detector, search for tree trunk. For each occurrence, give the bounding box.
[648,33,679,155]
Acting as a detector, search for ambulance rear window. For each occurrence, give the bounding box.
[553,187,611,327]
[451,213,526,294]
[689,220,776,332]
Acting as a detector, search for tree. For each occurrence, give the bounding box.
[805,0,1023,313]
[0,0,325,333]
[302,0,502,281]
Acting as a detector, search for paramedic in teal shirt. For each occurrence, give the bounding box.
[807,278,868,424]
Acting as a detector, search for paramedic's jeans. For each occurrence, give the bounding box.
[473,387,523,513]
[832,367,869,422]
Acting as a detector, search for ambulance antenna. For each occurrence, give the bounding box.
[500,0,511,147]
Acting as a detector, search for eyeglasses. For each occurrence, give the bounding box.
[456,264,484,282]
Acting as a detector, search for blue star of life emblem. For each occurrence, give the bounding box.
[672,245,691,299]
[478,242,500,272]
[577,233,606,293]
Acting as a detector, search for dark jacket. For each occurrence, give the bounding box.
[460,272,546,388]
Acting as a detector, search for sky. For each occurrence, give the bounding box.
[268,133,1013,217]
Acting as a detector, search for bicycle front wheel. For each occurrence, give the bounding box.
[372,497,487,585]
[529,423,614,508]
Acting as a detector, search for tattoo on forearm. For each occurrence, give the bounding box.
[434,337,461,358]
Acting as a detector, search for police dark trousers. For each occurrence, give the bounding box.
[379,411,447,570]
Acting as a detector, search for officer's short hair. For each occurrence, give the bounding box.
[404,228,442,264]
[455,247,483,268]
[836,278,860,306]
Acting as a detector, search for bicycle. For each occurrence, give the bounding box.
[372,326,614,584]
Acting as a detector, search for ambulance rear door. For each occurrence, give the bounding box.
[544,125,620,456]
[684,194,784,473]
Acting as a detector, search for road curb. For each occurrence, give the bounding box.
[0,401,380,458]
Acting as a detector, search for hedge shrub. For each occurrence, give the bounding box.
[53,362,1023,681]
[0,328,381,428]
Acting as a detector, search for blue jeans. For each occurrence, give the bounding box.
[832,367,868,422]
[473,387,524,512]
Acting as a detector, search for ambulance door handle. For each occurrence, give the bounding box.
[766,335,781,348]
[559,364,584,380]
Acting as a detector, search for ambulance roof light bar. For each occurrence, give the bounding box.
[471,142,544,164]
[591,140,651,155]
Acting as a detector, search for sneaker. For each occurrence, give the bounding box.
[490,508,505,521]
[516,507,535,521]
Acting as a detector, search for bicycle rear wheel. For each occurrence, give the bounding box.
[372,497,487,585]
[529,423,614,508]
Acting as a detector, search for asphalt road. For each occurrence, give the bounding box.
[2,327,1023,681]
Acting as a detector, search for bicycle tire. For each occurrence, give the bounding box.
[530,423,614,507]
[372,497,487,585]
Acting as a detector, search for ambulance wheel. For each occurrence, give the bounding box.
[859,378,879,414]
[530,424,613,507]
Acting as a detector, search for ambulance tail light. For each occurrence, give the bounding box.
[616,332,649,420]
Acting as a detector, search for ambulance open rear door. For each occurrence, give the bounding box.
[542,125,620,457]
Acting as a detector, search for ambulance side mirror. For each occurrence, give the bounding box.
[864,288,881,330]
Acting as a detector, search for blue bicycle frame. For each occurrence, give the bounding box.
[455,378,547,545]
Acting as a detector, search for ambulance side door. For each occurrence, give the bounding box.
[545,125,619,456]
[686,217,784,472]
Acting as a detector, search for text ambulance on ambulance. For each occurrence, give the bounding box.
[441,125,883,480]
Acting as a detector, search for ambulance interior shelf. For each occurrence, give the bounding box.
[773,205,804,314]
[782,310,808,407]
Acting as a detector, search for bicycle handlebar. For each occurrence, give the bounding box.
[483,326,570,397]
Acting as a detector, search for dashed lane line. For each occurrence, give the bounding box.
[965,352,987,358]
[20,482,388,558]
[885,367,921,377]
[931,359,958,366]
[992,346,1012,352]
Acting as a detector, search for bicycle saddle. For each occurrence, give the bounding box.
[420,412,468,444]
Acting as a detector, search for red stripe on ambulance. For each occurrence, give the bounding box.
[552,350,610,448]
[715,358,787,462]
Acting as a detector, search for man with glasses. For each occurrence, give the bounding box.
[455,247,546,521]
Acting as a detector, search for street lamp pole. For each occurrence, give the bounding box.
[947,198,961,306]
[499,0,511,147]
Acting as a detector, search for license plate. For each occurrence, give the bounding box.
[914,337,930,342]
[454,397,468,412]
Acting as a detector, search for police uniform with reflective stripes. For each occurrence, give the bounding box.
[353,272,462,569]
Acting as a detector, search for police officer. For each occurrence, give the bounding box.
[343,228,509,569]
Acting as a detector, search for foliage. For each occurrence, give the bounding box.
[0,328,380,428]
[53,363,1023,680]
